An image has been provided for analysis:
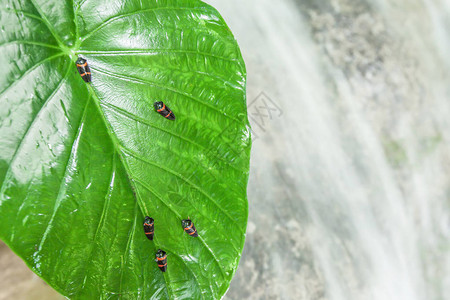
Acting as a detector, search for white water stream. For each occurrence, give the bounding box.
[205,0,450,299]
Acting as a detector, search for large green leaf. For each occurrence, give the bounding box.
[0,0,250,298]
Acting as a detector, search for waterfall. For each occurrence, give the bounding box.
[205,0,450,299]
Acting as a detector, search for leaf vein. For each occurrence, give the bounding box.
[79,153,116,291]
[0,39,60,50]
[100,101,245,173]
[121,147,244,234]
[28,0,66,48]
[93,66,241,123]
[0,8,48,25]
[0,62,71,195]
[132,183,174,299]
[76,49,238,63]
[81,6,208,41]
[0,53,64,99]
[168,251,209,299]
[37,95,91,253]
[119,202,139,296]
[133,178,229,280]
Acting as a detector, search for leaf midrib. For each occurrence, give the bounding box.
[86,85,179,298]
[71,3,182,297]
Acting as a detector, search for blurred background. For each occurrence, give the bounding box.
[1,0,450,299]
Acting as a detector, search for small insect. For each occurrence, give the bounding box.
[155,249,167,272]
[143,216,154,241]
[154,101,175,120]
[181,219,198,237]
[76,57,91,82]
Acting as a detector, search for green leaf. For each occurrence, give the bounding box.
[0,0,250,298]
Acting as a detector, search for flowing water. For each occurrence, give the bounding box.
[205,0,450,299]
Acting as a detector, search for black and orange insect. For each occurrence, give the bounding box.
[76,57,91,82]
[155,249,167,272]
[182,219,198,237]
[154,101,175,120]
[143,216,154,241]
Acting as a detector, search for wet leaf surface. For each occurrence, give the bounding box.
[0,0,250,298]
